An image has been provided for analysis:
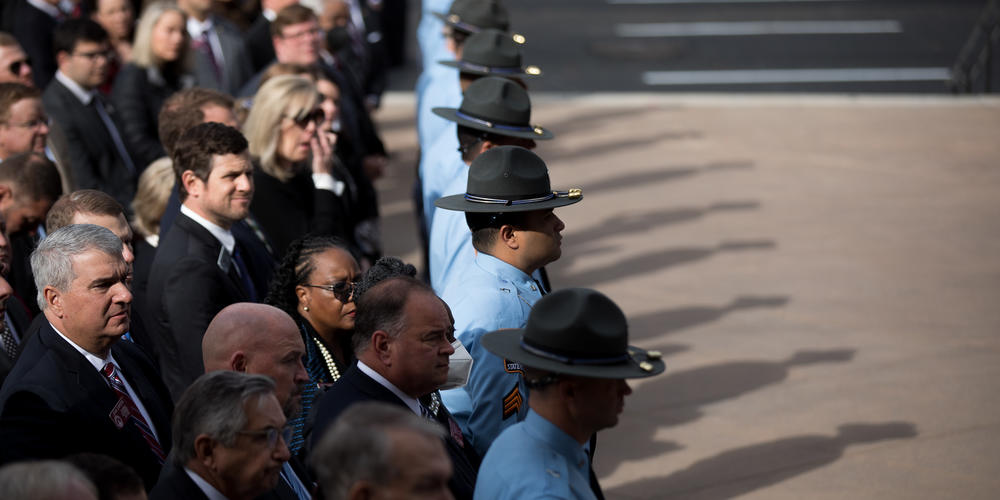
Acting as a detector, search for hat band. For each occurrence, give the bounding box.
[464,188,581,207]
[520,339,631,366]
[455,110,542,135]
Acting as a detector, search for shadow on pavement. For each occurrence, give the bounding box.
[629,296,790,341]
[559,240,776,288]
[605,421,918,500]
[546,132,703,163]
[540,107,664,135]
[598,349,855,472]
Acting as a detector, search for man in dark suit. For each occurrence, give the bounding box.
[310,276,481,500]
[244,0,299,74]
[4,0,61,89]
[178,0,253,95]
[0,212,31,387]
[146,122,256,400]
[202,303,313,500]
[43,19,138,210]
[151,371,291,500]
[0,224,173,491]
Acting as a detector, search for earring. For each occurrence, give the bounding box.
[303,306,310,312]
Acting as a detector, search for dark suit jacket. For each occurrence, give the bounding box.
[245,15,276,74]
[146,213,252,399]
[192,16,254,96]
[0,296,32,387]
[311,365,480,500]
[7,0,57,89]
[0,321,173,490]
[111,63,193,169]
[43,78,138,210]
[149,460,209,500]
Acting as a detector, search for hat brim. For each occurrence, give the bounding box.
[434,192,581,213]
[438,60,542,78]
[432,12,479,34]
[432,107,554,140]
[481,329,665,379]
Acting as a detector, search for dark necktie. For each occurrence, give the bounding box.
[101,363,165,463]
[231,246,258,302]
[0,317,17,361]
[92,96,136,173]
[192,29,222,82]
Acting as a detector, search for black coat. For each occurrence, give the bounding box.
[43,78,138,210]
[0,321,173,491]
[245,15,276,74]
[0,296,32,388]
[146,213,253,399]
[111,63,193,169]
[310,364,481,500]
[5,0,57,89]
[151,455,314,500]
[250,165,341,260]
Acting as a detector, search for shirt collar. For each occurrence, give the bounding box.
[49,321,113,372]
[475,252,537,291]
[184,468,229,500]
[181,204,235,253]
[55,70,96,105]
[357,360,422,416]
[524,410,590,472]
[187,16,215,38]
[27,0,61,18]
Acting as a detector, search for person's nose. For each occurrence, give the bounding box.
[553,213,565,232]
[237,173,253,193]
[274,433,291,462]
[442,338,456,356]
[620,379,632,396]
[113,282,133,305]
[294,360,309,383]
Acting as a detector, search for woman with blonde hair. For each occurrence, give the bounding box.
[112,1,194,169]
[130,156,175,309]
[243,74,349,258]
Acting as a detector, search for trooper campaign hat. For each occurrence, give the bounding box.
[432,76,552,140]
[434,145,581,213]
[481,288,665,379]
[439,29,541,78]
[434,0,510,35]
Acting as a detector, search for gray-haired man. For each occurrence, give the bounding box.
[150,370,292,500]
[0,224,173,491]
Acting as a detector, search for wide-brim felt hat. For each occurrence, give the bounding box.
[433,0,510,34]
[434,145,582,213]
[481,288,665,379]
[432,76,552,140]
[438,29,541,78]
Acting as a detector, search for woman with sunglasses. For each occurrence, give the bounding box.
[265,234,359,455]
[243,74,348,259]
[111,1,193,169]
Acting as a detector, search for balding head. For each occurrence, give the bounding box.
[203,303,309,417]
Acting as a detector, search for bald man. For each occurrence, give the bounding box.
[201,302,314,500]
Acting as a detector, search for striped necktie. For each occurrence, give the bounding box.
[101,363,166,463]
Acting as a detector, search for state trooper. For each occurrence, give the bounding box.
[474,288,665,499]
[436,145,581,457]
[428,76,552,293]
[421,28,541,235]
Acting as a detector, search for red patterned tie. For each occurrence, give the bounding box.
[101,363,166,463]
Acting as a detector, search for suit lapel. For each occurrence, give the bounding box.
[175,214,250,300]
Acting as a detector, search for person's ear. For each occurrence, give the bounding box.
[230,351,247,372]
[55,51,70,68]
[371,330,392,365]
[499,224,518,250]
[0,184,12,205]
[194,434,217,469]
[347,481,374,500]
[295,285,310,311]
[43,285,64,318]
[181,170,203,199]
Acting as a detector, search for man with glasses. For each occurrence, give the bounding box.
[0,82,48,161]
[0,33,34,87]
[147,122,259,400]
[43,19,138,210]
[151,370,292,500]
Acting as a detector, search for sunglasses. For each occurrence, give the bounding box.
[8,58,30,75]
[303,280,356,302]
[288,108,325,128]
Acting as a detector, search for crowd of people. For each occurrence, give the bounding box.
[0,0,668,499]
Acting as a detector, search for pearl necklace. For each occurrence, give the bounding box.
[312,335,341,382]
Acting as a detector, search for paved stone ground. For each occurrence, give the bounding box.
[372,93,1000,499]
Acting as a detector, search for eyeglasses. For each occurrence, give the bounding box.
[281,27,322,40]
[286,108,325,128]
[4,116,49,130]
[7,58,30,75]
[303,280,356,302]
[237,425,292,449]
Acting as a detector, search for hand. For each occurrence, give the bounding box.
[310,128,335,175]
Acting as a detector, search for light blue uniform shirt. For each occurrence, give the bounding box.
[417,0,453,73]
[439,252,541,457]
[417,65,461,152]
[428,170,471,294]
[420,126,461,233]
[474,410,596,500]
